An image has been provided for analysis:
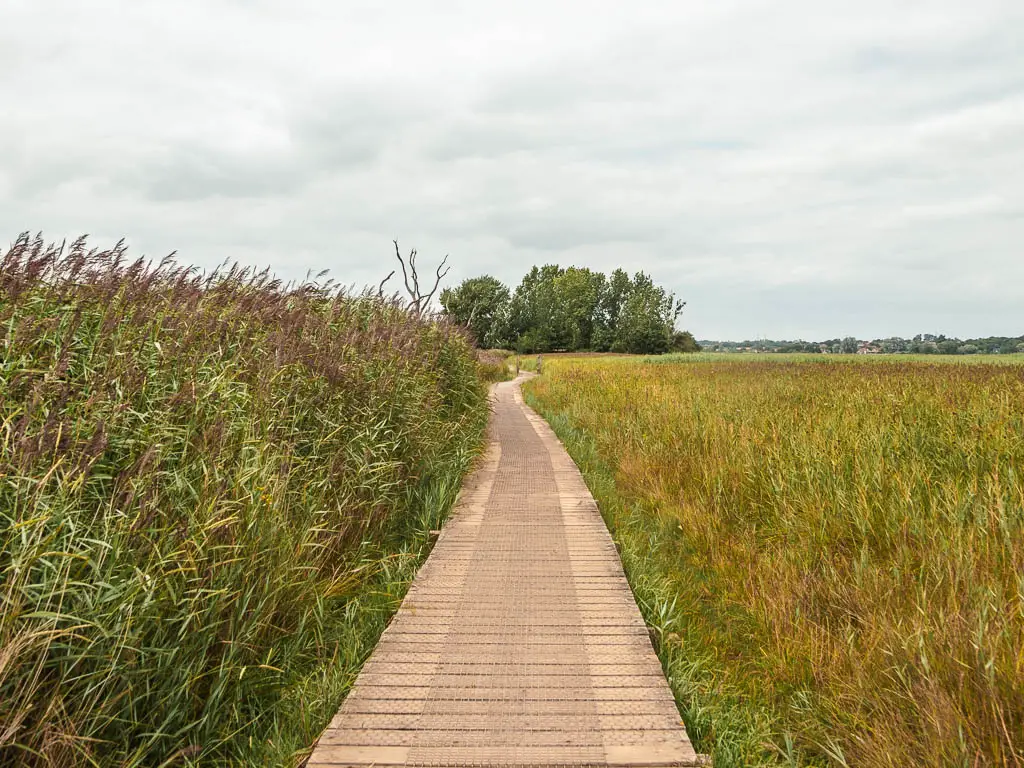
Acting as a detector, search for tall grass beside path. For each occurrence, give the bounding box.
[525,355,1024,767]
[475,349,515,383]
[0,234,489,766]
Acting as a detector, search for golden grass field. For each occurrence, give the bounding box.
[525,353,1024,767]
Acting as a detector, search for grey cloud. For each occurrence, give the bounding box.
[138,148,306,201]
[1,0,1022,339]
[479,64,658,116]
[483,207,667,252]
[127,89,430,201]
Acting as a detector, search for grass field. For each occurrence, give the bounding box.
[0,235,489,766]
[525,354,1024,767]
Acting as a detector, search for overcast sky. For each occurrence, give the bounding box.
[2,1,1022,340]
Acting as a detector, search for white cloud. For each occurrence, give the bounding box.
[1,0,1022,339]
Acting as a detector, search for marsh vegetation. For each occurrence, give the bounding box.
[0,234,488,766]
[526,354,1024,767]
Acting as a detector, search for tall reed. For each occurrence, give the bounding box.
[1,234,488,766]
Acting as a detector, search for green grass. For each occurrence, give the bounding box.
[525,354,1024,767]
[1,235,489,767]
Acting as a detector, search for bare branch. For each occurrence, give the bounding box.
[394,240,415,298]
[465,298,481,330]
[420,254,450,310]
[377,269,395,297]
[409,248,420,301]
[390,240,451,315]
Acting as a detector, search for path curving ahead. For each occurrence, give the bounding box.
[308,374,704,767]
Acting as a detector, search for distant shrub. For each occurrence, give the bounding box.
[670,330,701,353]
[474,349,514,383]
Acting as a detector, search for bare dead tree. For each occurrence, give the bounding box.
[377,269,395,297]
[388,240,449,316]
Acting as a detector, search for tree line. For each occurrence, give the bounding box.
[439,266,699,354]
[703,333,1024,355]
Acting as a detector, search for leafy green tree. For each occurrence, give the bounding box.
[508,265,563,352]
[594,268,632,351]
[840,336,859,354]
[459,263,690,355]
[439,275,511,348]
[614,272,683,354]
[552,267,604,351]
[881,337,908,354]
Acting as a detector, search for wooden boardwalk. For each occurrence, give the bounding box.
[308,374,704,767]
